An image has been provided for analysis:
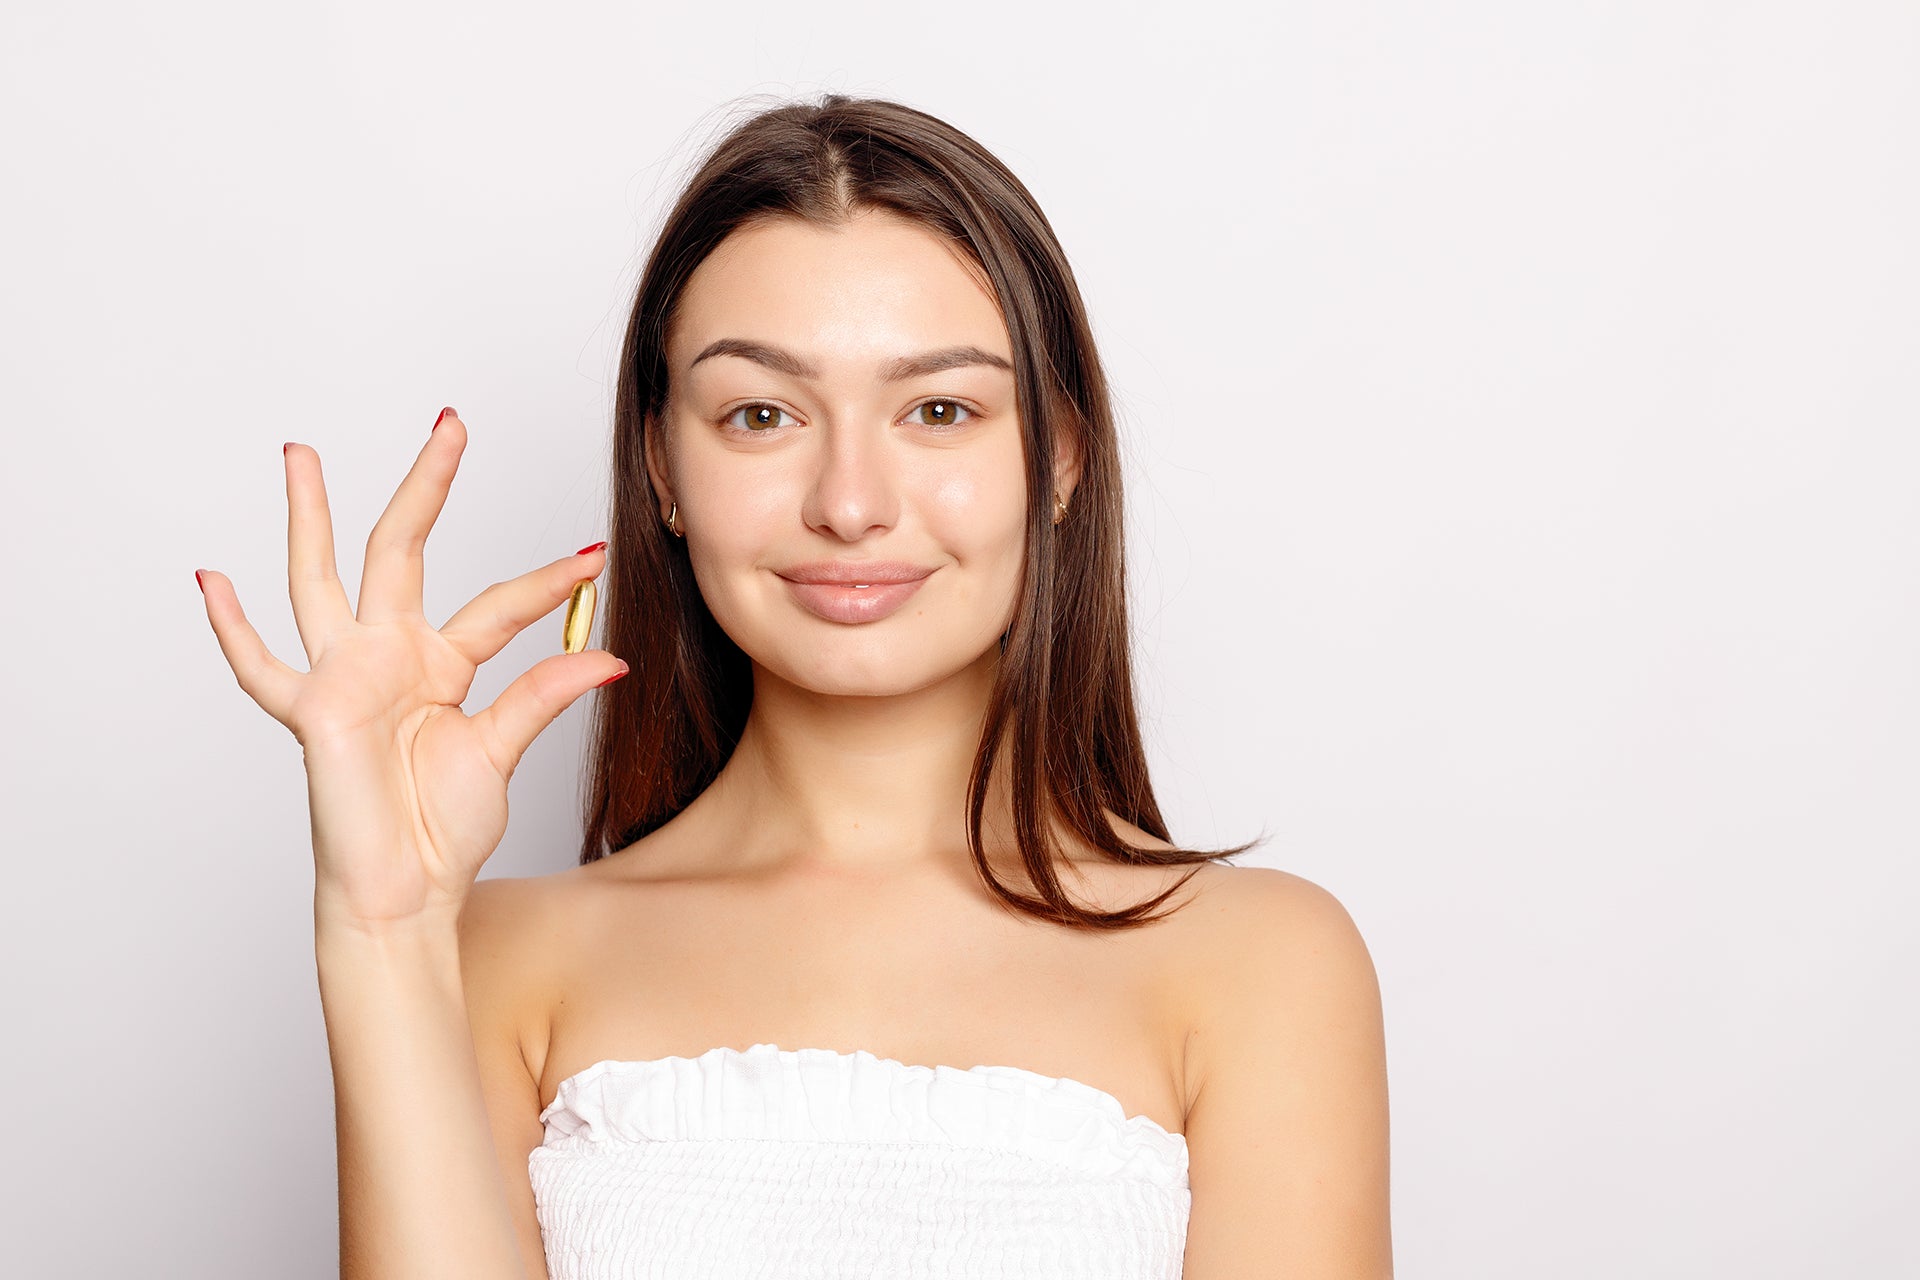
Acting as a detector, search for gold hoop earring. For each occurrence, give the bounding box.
[666,502,683,538]
[1052,492,1068,526]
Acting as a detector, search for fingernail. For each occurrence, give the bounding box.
[575,540,608,556]
[283,442,292,456]
[433,406,456,431]
[194,569,206,594]
[595,666,630,688]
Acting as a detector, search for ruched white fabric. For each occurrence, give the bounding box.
[529,1042,1191,1279]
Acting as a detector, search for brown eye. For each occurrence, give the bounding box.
[725,403,792,432]
[910,399,974,429]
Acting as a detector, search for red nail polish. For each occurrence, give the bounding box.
[433,406,456,431]
[595,666,630,688]
[283,442,292,455]
[194,569,206,594]
[575,540,608,556]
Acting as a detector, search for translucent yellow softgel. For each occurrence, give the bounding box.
[563,579,596,654]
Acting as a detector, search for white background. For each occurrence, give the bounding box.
[2,2,1913,1275]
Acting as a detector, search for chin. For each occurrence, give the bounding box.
[755,630,997,699]
[715,599,1000,698]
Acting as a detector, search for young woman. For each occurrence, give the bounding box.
[199,94,1392,1278]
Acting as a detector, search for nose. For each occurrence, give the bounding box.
[800,416,900,542]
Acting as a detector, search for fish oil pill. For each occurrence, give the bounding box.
[563,579,596,654]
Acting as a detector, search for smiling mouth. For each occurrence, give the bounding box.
[775,568,935,624]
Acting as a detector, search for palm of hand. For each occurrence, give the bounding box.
[196,411,626,930]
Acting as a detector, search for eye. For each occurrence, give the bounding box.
[907,399,976,429]
[722,402,794,433]
[718,397,981,436]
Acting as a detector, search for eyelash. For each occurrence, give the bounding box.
[718,397,981,436]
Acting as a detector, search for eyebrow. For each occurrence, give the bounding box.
[686,338,1013,383]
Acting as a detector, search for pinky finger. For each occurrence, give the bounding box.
[196,568,306,725]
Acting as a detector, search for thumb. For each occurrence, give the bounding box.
[474,651,628,776]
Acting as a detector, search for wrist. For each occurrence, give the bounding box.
[314,880,464,934]
[315,898,463,959]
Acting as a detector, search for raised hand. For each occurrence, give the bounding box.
[196,408,627,931]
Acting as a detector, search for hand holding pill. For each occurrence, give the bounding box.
[194,408,626,932]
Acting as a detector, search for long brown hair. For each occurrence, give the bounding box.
[579,93,1257,928]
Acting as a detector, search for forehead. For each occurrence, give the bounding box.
[668,209,1010,375]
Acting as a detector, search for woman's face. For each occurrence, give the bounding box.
[652,208,1070,697]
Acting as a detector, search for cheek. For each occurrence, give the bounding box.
[671,417,794,537]
[914,451,1028,562]
[674,452,787,613]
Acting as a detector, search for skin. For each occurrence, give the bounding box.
[454,207,1394,1276]
[203,196,1382,1277]
[646,205,1075,875]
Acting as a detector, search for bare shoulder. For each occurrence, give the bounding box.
[1179,863,1383,1070]
[1180,861,1377,955]
[1082,810,1363,949]
[1177,862,1394,1275]
[454,872,583,1275]
[457,870,573,967]
[456,870,585,1078]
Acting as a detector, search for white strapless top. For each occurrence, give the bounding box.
[528,1042,1191,1278]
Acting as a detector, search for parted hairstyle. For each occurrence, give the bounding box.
[579,92,1256,928]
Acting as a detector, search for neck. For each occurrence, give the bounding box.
[695,647,1025,878]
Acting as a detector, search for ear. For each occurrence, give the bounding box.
[1050,405,1084,508]
[642,410,675,520]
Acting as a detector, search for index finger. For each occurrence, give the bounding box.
[357,406,465,624]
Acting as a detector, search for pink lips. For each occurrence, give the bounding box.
[775,560,935,625]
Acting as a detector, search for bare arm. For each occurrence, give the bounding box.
[319,910,534,1280]
[1180,867,1394,1277]
[456,876,560,1277]
[197,409,620,1279]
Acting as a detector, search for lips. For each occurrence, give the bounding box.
[777,561,935,586]
[775,561,935,624]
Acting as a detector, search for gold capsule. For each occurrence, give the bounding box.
[562,579,596,654]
